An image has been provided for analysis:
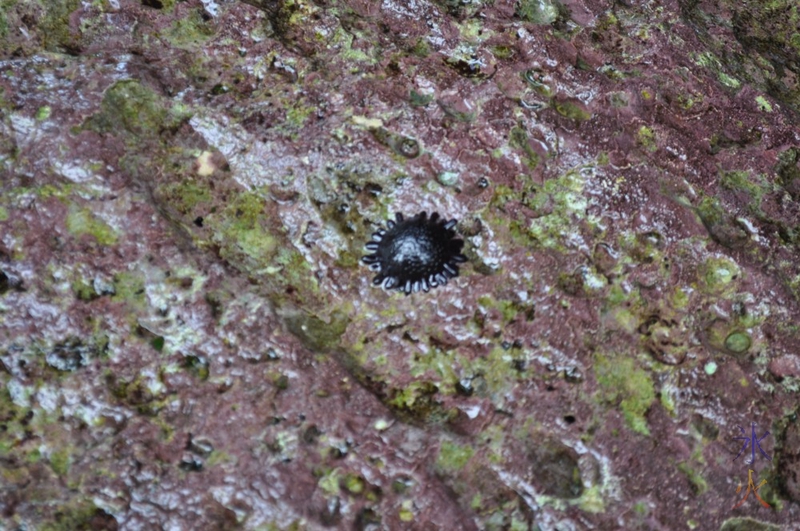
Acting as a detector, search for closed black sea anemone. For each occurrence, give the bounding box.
[362,211,467,295]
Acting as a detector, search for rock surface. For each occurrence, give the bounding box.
[2,0,800,529]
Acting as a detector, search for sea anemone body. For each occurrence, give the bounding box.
[362,212,467,295]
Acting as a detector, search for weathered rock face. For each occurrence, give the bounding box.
[1,0,799,529]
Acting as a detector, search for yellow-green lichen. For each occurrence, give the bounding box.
[386,380,451,423]
[398,500,414,522]
[318,468,341,496]
[526,170,592,251]
[66,206,118,245]
[755,95,773,112]
[699,256,741,295]
[720,170,773,213]
[516,0,560,24]
[159,180,212,217]
[85,80,183,138]
[554,99,592,121]
[724,331,752,354]
[38,500,111,531]
[677,462,708,494]
[436,440,475,474]
[206,192,278,269]
[636,126,657,152]
[508,126,540,170]
[111,271,146,305]
[49,447,71,476]
[594,354,655,435]
[329,26,375,64]
[343,473,365,494]
[164,8,215,49]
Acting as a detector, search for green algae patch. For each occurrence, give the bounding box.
[329,26,375,64]
[720,170,773,214]
[111,271,146,306]
[509,126,540,171]
[677,462,708,495]
[724,331,752,354]
[693,51,741,89]
[84,80,186,138]
[477,296,536,325]
[516,0,560,25]
[755,95,773,112]
[206,192,278,272]
[66,207,118,245]
[0,383,27,455]
[159,180,212,217]
[704,320,757,357]
[8,0,83,55]
[386,381,453,424]
[693,196,749,248]
[39,500,115,531]
[554,99,592,122]
[524,169,592,250]
[49,447,71,476]
[283,309,349,353]
[594,354,655,435]
[164,7,215,49]
[636,126,657,153]
[699,256,741,295]
[720,517,781,531]
[436,440,475,474]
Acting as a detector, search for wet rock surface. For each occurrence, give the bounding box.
[1,0,800,529]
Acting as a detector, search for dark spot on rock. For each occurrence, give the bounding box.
[319,496,341,526]
[355,507,380,531]
[592,242,618,274]
[446,57,485,78]
[776,411,800,502]
[179,454,203,471]
[362,212,467,295]
[527,438,583,499]
[330,441,349,459]
[694,197,749,249]
[302,424,322,444]
[640,315,688,365]
[370,127,422,158]
[564,367,583,383]
[45,338,95,372]
[275,374,290,390]
[184,354,210,380]
[456,377,474,396]
[0,270,24,294]
[776,147,800,199]
[691,413,719,441]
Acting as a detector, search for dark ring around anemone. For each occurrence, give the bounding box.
[362,211,468,295]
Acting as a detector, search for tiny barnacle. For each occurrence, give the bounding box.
[362,211,467,295]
